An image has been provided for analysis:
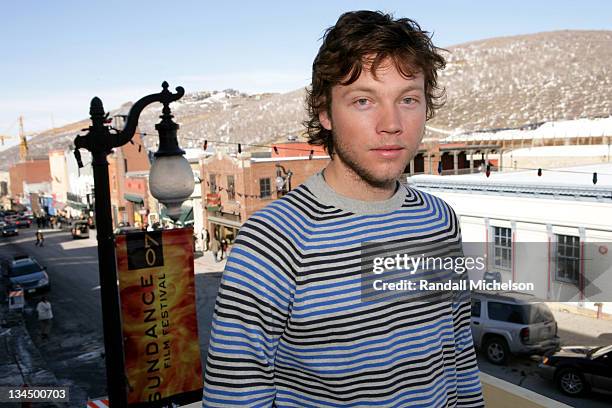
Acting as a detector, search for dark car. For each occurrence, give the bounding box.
[71,220,90,239]
[16,216,32,228]
[1,223,19,237]
[539,345,612,397]
[2,256,50,294]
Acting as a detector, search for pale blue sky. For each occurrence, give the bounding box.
[1,0,610,141]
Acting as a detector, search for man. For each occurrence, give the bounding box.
[204,11,483,407]
[210,237,221,262]
[36,296,53,340]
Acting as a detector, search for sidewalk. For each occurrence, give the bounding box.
[549,304,612,347]
[194,249,227,274]
[0,311,66,407]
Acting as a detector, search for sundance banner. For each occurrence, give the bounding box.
[116,228,202,407]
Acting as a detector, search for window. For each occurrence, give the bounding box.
[259,178,271,199]
[209,174,217,193]
[556,234,580,284]
[471,299,481,318]
[487,302,526,324]
[493,226,512,270]
[227,175,235,200]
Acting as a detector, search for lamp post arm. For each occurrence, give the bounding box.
[116,81,184,147]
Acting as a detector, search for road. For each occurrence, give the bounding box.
[1,227,610,407]
[1,227,107,404]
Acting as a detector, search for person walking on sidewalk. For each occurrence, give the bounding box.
[36,297,53,340]
[210,237,221,262]
[204,10,484,407]
[201,228,210,251]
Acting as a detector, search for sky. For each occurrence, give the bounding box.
[1,0,610,148]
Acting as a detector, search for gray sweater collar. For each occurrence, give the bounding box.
[303,171,406,215]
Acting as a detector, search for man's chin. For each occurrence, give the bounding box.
[360,170,403,189]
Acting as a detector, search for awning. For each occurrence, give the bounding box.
[160,205,193,226]
[66,200,88,210]
[124,193,144,204]
[177,206,193,225]
[208,215,242,229]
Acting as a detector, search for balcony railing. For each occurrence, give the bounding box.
[480,372,572,408]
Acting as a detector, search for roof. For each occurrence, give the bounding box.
[506,144,612,157]
[443,116,612,143]
[410,163,612,202]
[412,163,612,188]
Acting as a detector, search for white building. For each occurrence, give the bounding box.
[410,163,612,315]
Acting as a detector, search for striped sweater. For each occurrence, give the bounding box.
[203,172,484,407]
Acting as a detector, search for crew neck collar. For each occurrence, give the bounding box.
[303,171,406,215]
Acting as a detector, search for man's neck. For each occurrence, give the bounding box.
[322,164,398,201]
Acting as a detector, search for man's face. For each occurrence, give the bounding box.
[319,59,426,188]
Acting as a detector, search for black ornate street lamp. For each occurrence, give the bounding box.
[73,82,194,406]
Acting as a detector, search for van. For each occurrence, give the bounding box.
[71,220,90,239]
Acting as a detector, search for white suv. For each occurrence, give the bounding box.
[471,291,560,365]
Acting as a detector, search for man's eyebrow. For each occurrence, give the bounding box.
[340,84,425,96]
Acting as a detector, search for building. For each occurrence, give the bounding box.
[410,163,612,314]
[108,132,150,226]
[8,158,51,202]
[49,150,70,205]
[0,171,9,197]
[200,149,329,243]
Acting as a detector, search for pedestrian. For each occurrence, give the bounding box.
[201,229,210,251]
[35,230,41,246]
[36,296,53,340]
[38,230,44,247]
[220,239,227,258]
[203,11,483,407]
[210,237,221,262]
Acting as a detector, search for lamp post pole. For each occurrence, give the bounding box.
[73,82,186,406]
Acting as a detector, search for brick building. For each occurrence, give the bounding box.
[200,149,329,243]
[108,131,150,226]
[8,158,51,199]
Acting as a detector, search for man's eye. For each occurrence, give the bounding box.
[355,98,369,106]
[402,97,416,104]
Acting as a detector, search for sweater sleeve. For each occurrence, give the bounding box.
[449,207,485,407]
[203,217,296,407]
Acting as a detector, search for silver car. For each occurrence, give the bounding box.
[470,291,560,364]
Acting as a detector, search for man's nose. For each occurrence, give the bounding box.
[376,103,402,135]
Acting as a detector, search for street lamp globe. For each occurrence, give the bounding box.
[149,155,194,221]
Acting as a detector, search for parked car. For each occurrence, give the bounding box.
[113,226,141,235]
[15,216,32,228]
[470,291,560,364]
[4,214,19,224]
[2,255,50,294]
[71,220,90,239]
[1,223,18,237]
[539,345,612,397]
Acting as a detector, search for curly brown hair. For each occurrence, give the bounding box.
[304,10,446,156]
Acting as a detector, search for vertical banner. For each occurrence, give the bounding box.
[116,228,203,407]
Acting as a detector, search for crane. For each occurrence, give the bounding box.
[18,116,28,161]
[0,134,15,145]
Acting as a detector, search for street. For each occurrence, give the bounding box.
[1,227,611,407]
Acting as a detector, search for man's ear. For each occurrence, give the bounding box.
[319,109,332,131]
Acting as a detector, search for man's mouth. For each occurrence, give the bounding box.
[371,145,405,158]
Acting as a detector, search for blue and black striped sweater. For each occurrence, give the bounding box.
[204,172,484,407]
